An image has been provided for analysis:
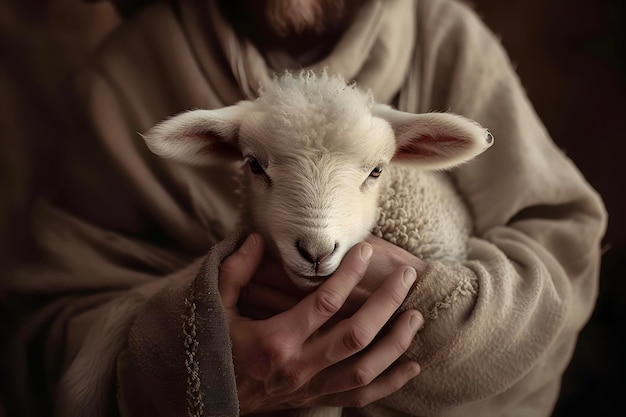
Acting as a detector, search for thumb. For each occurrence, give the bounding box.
[218,233,265,311]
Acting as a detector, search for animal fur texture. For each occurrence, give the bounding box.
[143,70,493,417]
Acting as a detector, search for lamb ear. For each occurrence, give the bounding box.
[373,104,494,170]
[142,103,252,166]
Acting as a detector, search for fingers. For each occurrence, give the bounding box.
[218,233,265,310]
[321,360,421,409]
[276,242,373,340]
[311,309,423,395]
[267,264,419,397]
[283,309,422,409]
[307,265,417,364]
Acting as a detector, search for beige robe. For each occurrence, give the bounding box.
[2,0,607,416]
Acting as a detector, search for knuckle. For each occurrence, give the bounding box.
[342,323,372,352]
[217,259,236,277]
[387,377,405,395]
[313,288,344,316]
[388,287,408,306]
[275,367,305,391]
[396,333,413,353]
[261,333,293,366]
[384,370,408,395]
[352,366,375,387]
[218,255,246,281]
[343,263,366,284]
[380,282,408,307]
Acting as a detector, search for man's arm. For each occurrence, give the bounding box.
[365,0,607,415]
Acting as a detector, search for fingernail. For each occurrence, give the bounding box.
[403,267,417,288]
[240,234,257,255]
[407,363,421,378]
[360,243,373,261]
[409,311,423,332]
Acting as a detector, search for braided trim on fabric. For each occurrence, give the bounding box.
[424,275,478,320]
[182,296,204,417]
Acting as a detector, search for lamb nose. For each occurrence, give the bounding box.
[296,241,338,266]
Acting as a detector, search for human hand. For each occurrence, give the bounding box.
[219,233,423,414]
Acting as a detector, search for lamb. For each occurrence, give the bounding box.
[143,71,493,292]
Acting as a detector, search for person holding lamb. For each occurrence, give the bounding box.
[142,70,495,417]
[1,0,606,417]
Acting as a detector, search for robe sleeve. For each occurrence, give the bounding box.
[372,0,607,415]
[3,5,241,416]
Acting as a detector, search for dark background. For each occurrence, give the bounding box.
[1,0,625,415]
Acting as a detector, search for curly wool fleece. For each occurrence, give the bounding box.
[373,164,471,263]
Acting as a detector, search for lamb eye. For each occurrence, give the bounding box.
[247,157,265,175]
[369,166,383,178]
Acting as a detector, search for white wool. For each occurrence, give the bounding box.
[254,71,375,149]
[373,165,471,262]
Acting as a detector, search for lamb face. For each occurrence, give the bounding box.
[236,105,397,287]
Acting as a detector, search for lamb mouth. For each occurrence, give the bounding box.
[289,270,335,286]
[296,273,330,282]
[283,261,338,288]
[283,261,334,277]
[308,272,334,281]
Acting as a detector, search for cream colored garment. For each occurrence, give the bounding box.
[3,0,606,416]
